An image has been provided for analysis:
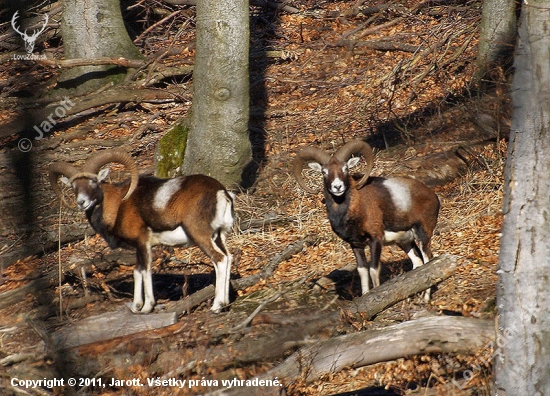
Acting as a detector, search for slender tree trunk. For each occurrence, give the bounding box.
[474,0,516,82]
[59,0,143,96]
[494,2,550,394]
[181,0,252,188]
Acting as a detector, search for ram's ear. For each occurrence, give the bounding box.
[97,167,110,182]
[308,162,323,173]
[346,157,361,169]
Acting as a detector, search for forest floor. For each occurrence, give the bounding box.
[0,0,509,395]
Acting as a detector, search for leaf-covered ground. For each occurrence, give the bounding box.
[0,0,507,394]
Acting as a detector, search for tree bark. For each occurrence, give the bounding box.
[494,2,550,394]
[58,0,144,96]
[180,0,252,188]
[474,0,516,82]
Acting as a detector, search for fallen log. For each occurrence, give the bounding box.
[35,254,460,390]
[211,316,494,395]
[345,253,459,319]
[184,254,460,368]
[52,308,177,349]
[0,87,181,139]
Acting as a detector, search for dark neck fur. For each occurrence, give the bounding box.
[324,190,350,227]
[86,203,125,249]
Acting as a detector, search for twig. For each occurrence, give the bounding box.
[336,14,403,44]
[230,289,285,332]
[405,26,477,105]
[337,39,419,53]
[130,112,161,142]
[231,277,308,332]
[0,352,37,367]
[0,87,182,139]
[134,10,183,43]
[37,57,146,69]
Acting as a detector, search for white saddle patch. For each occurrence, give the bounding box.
[383,179,411,212]
[153,178,182,211]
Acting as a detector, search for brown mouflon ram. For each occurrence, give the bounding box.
[293,140,440,300]
[49,149,234,313]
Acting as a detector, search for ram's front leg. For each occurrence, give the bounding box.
[352,245,370,295]
[133,242,156,313]
[132,264,144,313]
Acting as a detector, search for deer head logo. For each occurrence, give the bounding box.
[11,11,49,54]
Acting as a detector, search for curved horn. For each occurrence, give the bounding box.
[49,162,79,207]
[334,140,375,189]
[83,149,139,200]
[292,147,332,194]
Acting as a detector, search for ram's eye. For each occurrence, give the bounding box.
[322,168,329,176]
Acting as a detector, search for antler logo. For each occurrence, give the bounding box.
[11,11,49,54]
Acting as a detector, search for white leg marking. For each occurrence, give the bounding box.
[369,266,380,288]
[211,254,232,312]
[423,287,432,302]
[407,248,425,270]
[406,247,432,302]
[132,268,144,313]
[209,194,233,313]
[357,266,370,295]
[141,268,155,313]
[419,246,431,263]
[141,240,156,313]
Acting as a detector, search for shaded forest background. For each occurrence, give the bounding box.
[0,0,508,395]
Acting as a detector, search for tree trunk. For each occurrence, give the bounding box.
[180,0,252,188]
[494,2,550,394]
[474,0,516,82]
[58,0,143,96]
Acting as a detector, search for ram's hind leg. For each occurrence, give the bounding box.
[399,229,432,302]
[211,229,232,312]
[398,240,425,270]
[189,227,232,313]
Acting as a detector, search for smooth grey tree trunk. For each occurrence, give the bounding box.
[494,2,550,394]
[59,0,143,95]
[182,0,252,188]
[474,0,516,82]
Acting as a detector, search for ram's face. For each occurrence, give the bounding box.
[309,156,361,197]
[323,158,350,196]
[70,178,102,210]
[60,168,109,211]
